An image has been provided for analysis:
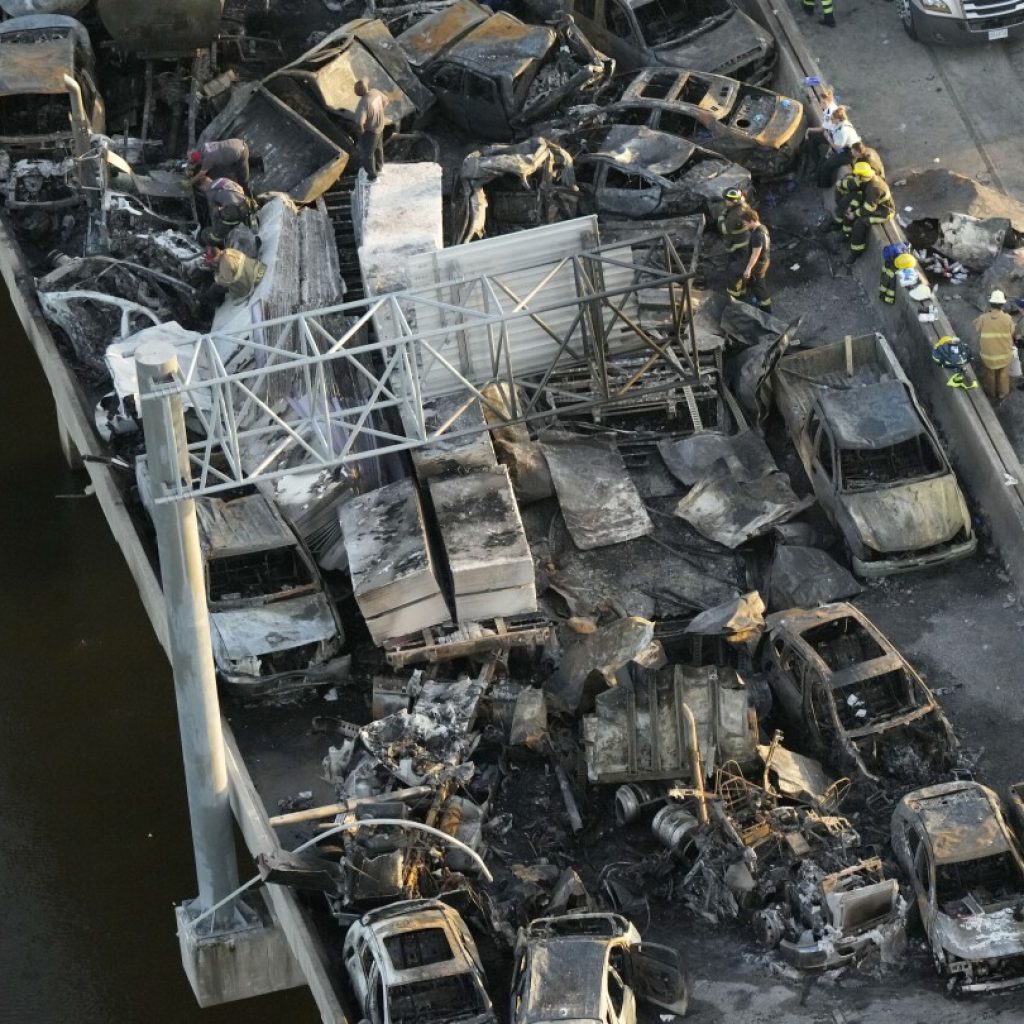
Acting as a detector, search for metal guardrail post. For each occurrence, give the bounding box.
[135,340,242,931]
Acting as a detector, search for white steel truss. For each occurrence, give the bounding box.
[138,232,703,503]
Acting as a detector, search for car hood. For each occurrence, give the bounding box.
[838,475,967,554]
[209,592,338,662]
[654,11,772,76]
[935,906,1024,961]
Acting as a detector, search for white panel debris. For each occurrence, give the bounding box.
[356,162,444,296]
[340,478,450,644]
[429,466,536,623]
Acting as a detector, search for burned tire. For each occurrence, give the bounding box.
[897,0,920,39]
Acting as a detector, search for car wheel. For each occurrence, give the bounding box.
[897,0,919,39]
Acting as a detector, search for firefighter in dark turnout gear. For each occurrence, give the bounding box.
[718,187,753,280]
[840,162,894,262]
[188,138,252,189]
[850,140,885,180]
[879,251,915,305]
[728,209,771,310]
[200,176,257,246]
[803,0,835,26]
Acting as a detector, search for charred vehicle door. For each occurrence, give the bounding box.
[807,408,838,512]
[628,943,688,1015]
[766,636,804,722]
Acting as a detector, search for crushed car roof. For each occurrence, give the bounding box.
[817,381,925,450]
[397,0,492,68]
[197,494,297,558]
[904,782,1013,865]
[586,124,695,176]
[443,13,556,76]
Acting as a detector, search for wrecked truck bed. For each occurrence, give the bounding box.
[772,332,976,576]
[763,602,958,782]
[404,0,613,140]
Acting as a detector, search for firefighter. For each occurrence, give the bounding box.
[803,0,835,26]
[187,138,252,189]
[727,209,771,311]
[879,251,916,305]
[200,176,257,246]
[717,187,753,279]
[973,290,1015,400]
[841,162,894,263]
[203,246,266,303]
[850,140,885,180]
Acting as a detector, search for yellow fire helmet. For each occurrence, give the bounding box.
[852,161,875,178]
[893,253,916,269]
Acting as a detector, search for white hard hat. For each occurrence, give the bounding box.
[990,289,1007,305]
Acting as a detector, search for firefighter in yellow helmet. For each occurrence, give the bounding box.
[974,290,1015,400]
[839,162,894,264]
[879,251,916,305]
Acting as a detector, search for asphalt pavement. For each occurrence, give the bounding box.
[797,0,1024,201]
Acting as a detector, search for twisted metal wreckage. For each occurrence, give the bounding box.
[4,0,1024,1014]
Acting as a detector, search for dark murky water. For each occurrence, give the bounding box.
[0,285,317,1022]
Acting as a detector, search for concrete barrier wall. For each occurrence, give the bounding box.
[738,0,1024,590]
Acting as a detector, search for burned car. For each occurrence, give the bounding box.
[589,67,804,174]
[0,14,105,156]
[572,123,750,219]
[891,781,1024,992]
[510,913,688,1022]
[527,0,773,83]
[763,603,958,781]
[772,333,977,576]
[342,899,497,1024]
[196,492,348,696]
[401,0,613,140]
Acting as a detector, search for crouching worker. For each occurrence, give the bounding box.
[878,244,916,305]
[200,176,258,246]
[203,247,266,304]
[187,138,254,190]
[727,209,771,311]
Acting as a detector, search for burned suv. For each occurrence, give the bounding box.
[0,15,105,155]
[196,492,348,696]
[764,603,958,781]
[892,781,1024,992]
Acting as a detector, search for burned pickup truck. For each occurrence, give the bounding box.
[195,492,348,696]
[763,603,958,782]
[526,0,774,83]
[585,67,804,174]
[892,781,1024,992]
[0,14,105,156]
[772,332,976,576]
[399,0,613,140]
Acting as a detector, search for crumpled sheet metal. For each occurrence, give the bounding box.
[539,431,653,550]
[757,742,835,806]
[674,471,811,549]
[684,591,765,651]
[659,430,777,487]
[767,544,862,611]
